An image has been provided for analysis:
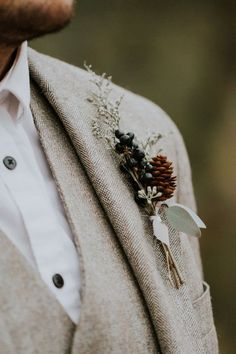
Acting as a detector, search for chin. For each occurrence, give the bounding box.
[32,0,75,33]
[0,0,75,46]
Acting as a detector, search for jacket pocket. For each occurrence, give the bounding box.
[193,281,214,336]
[193,281,218,353]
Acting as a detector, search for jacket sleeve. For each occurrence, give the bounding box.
[173,124,204,278]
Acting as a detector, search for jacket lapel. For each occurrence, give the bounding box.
[28,48,205,353]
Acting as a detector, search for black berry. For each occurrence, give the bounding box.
[141,172,153,183]
[128,158,138,167]
[127,132,135,140]
[115,129,125,139]
[120,134,132,146]
[145,163,154,171]
[134,149,145,160]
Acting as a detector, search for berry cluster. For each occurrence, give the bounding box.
[114,129,177,206]
[115,129,154,184]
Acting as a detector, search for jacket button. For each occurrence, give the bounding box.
[3,156,17,170]
[52,274,64,288]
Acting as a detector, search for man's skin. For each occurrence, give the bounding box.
[0,0,74,80]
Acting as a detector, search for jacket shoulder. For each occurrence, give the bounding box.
[28,48,187,159]
[29,48,177,131]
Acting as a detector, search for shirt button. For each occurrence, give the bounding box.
[3,156,17,170]
[52,274,64,289]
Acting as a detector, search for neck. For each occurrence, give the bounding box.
[0,45,18,81]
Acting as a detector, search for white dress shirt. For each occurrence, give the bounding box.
[0,42,81,324]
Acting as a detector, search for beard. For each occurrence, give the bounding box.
[0,0,75,46]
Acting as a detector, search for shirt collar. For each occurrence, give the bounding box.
[0,41,30,120]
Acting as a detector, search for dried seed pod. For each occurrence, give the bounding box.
[149,155,176,201]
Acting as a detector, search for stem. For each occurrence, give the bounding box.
[162,243,184,288]
[121,156,144,190]
[167,247,184,285]
[129,170,144,190]
[162,244,175,287]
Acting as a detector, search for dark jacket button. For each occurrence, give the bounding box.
[3,156,17,170]
[52,274,64,288]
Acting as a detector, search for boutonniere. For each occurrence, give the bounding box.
[85,64,206,289]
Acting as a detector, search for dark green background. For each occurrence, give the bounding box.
[31,1,236,352]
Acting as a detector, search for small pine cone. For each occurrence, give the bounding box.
[149,155,176,201]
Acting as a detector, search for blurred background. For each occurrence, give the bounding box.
[31,0,236,352]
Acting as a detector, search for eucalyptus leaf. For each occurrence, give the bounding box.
[165,203,206,238]
[150,216,170,247]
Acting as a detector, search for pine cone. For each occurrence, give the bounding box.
[149,155,176,201]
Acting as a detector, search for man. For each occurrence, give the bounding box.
[0,1,218,353]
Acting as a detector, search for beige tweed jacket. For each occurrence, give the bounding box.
[0,48,218,354]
